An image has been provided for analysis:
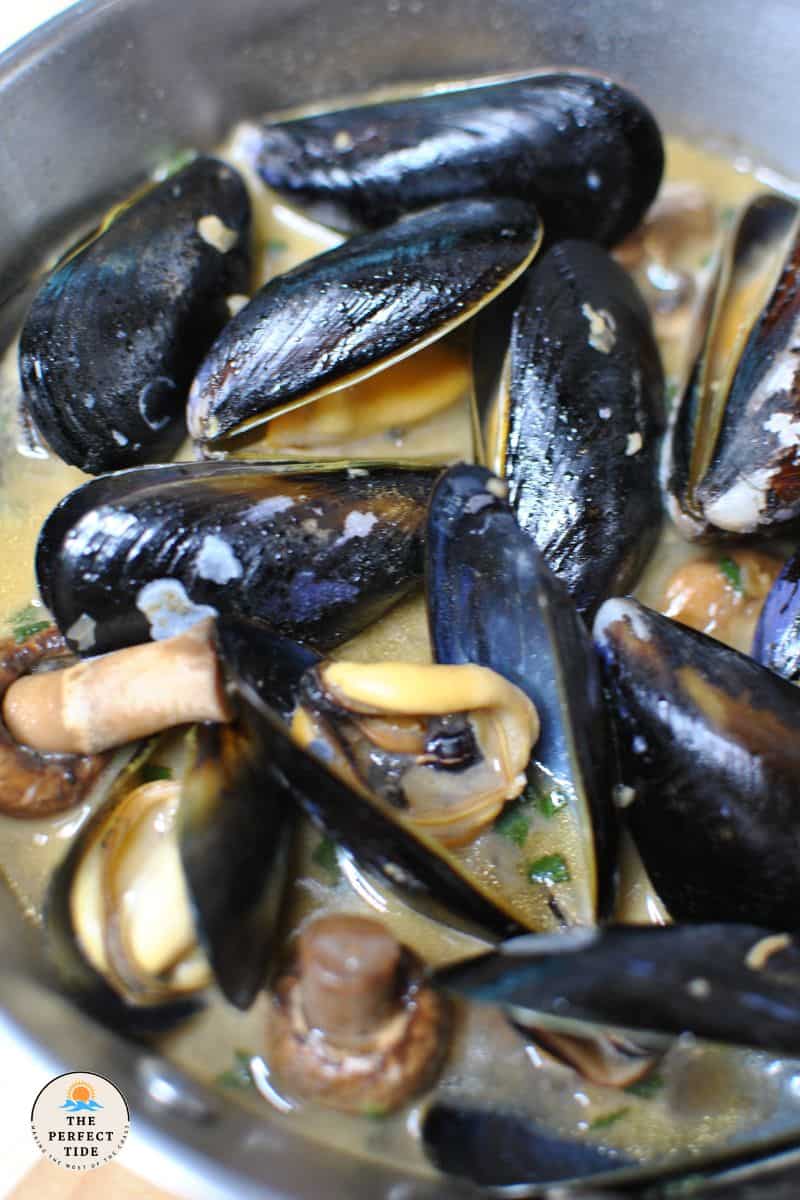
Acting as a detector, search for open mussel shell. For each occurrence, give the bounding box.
[431,924,800,1054]
[237,72,663,245]
[421,1100,634,1189]
[594,598,800,927]
[187,196,541,444]
[36,460,438,656]
[215,616,530,940]
[667,193,800,537]
[426,463,616,924]
[19,157,251,474]
[752,546,800,682]
[478,240,664,617]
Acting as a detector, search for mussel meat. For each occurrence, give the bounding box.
[594,597,800,927]
[188,197,541,445]
[19,157,251,474]
[236,72,663,245]
[36,460,439,655]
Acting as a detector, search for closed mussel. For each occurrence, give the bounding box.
[426,464,616,926]
[35,460,438,655]
[187,197,541,445]
[594,598,800,927]
[236,72,663,245]
[477,240,664,617]
[20,157,251,474]
[668,193,800,537]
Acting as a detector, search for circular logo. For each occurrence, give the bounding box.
[31,1071,129,1170]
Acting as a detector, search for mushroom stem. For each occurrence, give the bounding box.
[2,618,232,755]
[298,914,401,1044]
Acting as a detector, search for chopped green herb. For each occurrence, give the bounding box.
[214,1049,256,1091]
[13,620,50,643]
[589,1106,630,1131]
[141,764,173,783]
[625,1071,665,1099]
[719,555,743,594]
[721,205,737,226]
[698,250,714,269]
[267,238,289,254]
[312,836,341,881]
[157,148,197,179]
[494,797,532,845]
[10,604,50,643]
[665,379,680,406]
[538,789,567,820]
[527,853,570,886]
[361,1101,389,1118]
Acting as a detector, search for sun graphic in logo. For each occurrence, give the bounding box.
[68,1081,95,1105]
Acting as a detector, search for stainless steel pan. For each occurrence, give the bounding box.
[1,2,799,1195]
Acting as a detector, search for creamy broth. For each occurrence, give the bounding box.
[2,130,800,1184]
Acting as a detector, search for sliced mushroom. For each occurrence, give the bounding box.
[266,914,450,1114]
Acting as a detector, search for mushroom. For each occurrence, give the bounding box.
[3,617,232,756]
[266,914,450,1114]
[521,1025,660,1089]
[659,549,783,653]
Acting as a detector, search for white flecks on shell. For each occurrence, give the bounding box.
[136,579,218,641]
[65,613,97,652]
[702,467,776,533]
[247,495,295,521]
[765,410,800,449]
[598,407,612,420]
[745,932,793,971]
[195,534,243,584]
[626,431,644,456]
[686,977,711,999]
[581,302,617,354]
[226,293,250,317]
[613,784,637,809]
[486,477,508,500]
[337,510,378,543]
[197,215,238,253]
[111,429,129,446]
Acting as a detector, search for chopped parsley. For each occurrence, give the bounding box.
[141,764,173,783]
[214,1049,256,1092]
[625,1071,665,1099]
[538,788,567,820]
[718,555,743,594]
[527,853,570,886]
[10,604,50,643]
[494,797,532,846]
[589,1106,630,1131]
[267,238,289,254]
[312,835,341,881]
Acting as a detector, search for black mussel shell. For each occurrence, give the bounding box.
[216,616,529,940]
[594,598,800,927]
[752,547,800,682]
[240,72,663,245]
[179,714,294,1011]
[421,1101,634,1187]
[187,197,541,443]
[432,924,800,1053]
[36,460,438,655]
[19,157,251,474]
[426,464,616,923]
[667,194,800,538]
[480,240,664,618]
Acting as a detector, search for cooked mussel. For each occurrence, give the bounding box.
[35,460,438,655]
[431,924,800,1054]
[187,197,541,445]
[291,659,539,846]
[667,193,800,537]
[19,157,251,474]
[476,240,664,617]
[426,464,616,925]
[753,545,800,682]
[214,615,535,940]
[594,598,800,927]
[235,72,663,245]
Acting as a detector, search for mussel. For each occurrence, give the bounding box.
[431,923,800,1054]
[35,460,439,655]
[667,193,800,537]
[19,157,251,474]
[753,545,800,682]
[187,197,541,446]
[236,72,663,245]
[426,463,616,925]
[476,240,664,617]
[594,597,800,927]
